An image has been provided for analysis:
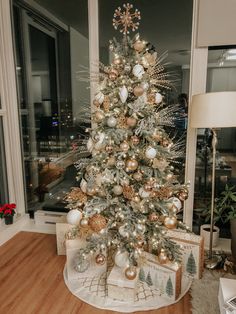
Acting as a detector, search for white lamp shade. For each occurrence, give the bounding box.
[190,92,236,128]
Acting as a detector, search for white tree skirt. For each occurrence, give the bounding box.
[63,265,192,312]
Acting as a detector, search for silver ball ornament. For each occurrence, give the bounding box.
[107,116,117,127]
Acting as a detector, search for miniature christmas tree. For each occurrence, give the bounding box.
[146,271,153,286]
[139,267,146,282]
[166,277,174,297]
[65,3,189,280]
[186,251,197,276]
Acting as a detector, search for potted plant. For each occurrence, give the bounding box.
[201,185,236,250]
[0,203,16,225]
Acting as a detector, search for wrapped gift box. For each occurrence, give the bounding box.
[166,229,204,279]
[141,252,182,301]
[107,265,140,302]
[66,239,107,282]
[218,278,236,314]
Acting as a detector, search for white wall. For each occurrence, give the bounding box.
[197,0,236,47]
[70,27,90,124]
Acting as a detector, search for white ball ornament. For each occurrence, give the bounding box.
[167,197,182,212]
[139,187,150,198]
[113,185,123,195]
[155,92,163,104]
[133,64,145,79]
[114,250,130,268]
[95,91,105,104]
[107,116,117,127]
[145,147,157,159]
[66,209,82,225]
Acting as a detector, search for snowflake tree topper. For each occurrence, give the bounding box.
[112,3,141,35]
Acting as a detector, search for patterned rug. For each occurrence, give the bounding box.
[191,270,236,314]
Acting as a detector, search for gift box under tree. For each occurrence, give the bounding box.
[140,252,182,301]
[166,229,204,279]
[107,265,140,302]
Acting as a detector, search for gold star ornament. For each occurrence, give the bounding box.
[113,3,141,35]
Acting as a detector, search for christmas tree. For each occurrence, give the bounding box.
[139,267,145,282]
[65,3,189,280]
[186,251,197,276]
[165,277,174,297]
[146,271,153,286]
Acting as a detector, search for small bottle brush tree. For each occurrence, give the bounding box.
[66,3,189,279]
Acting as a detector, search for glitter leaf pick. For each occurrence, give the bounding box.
[112,3,141,35]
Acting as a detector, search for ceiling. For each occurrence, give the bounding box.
[34,0,193,66]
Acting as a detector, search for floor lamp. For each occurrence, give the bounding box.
[190,91,236,269]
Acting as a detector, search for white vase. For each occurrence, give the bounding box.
[200,224,220,247]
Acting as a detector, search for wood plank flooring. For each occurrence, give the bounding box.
[0,232,192,314]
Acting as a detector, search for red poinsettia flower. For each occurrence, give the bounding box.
[0,203,16,218]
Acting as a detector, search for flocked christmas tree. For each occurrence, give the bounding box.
[65,3,189,280]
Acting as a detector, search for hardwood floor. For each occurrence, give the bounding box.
[0,232,192,314]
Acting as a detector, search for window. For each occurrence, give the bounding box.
[193,46,236,237]
[12,0,90,213]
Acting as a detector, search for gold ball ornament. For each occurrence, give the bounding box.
[89,214,107,232]
[133,171,143,181]
[164,216,177,229]
[120,141,130,152]
[133,85,144,97]
[126,158,138,172]
[133,195,141,203]
[95,253,106,265]
[86,187,97,196]
[126,117,137,128]
[125,266,137,280]
[133,40,146,52]
[80,217,89,228]
[113,185,123,195]
[158,249,169,264]
[107,156,116,167]
[93,99,100,107]
[113,56,122,65]
[94,111,105,123]
[166,173,174,181]
[178,190,189,201]
[149,212,159,222]
[109,69,119,81]
[131,136,140,145]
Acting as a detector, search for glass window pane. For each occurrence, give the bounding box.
[0,117,9,204]
[193,47,236,237]
[12,1,90,213]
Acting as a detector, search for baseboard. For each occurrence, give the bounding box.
[22,219,56,234]
[0,214,30,246]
